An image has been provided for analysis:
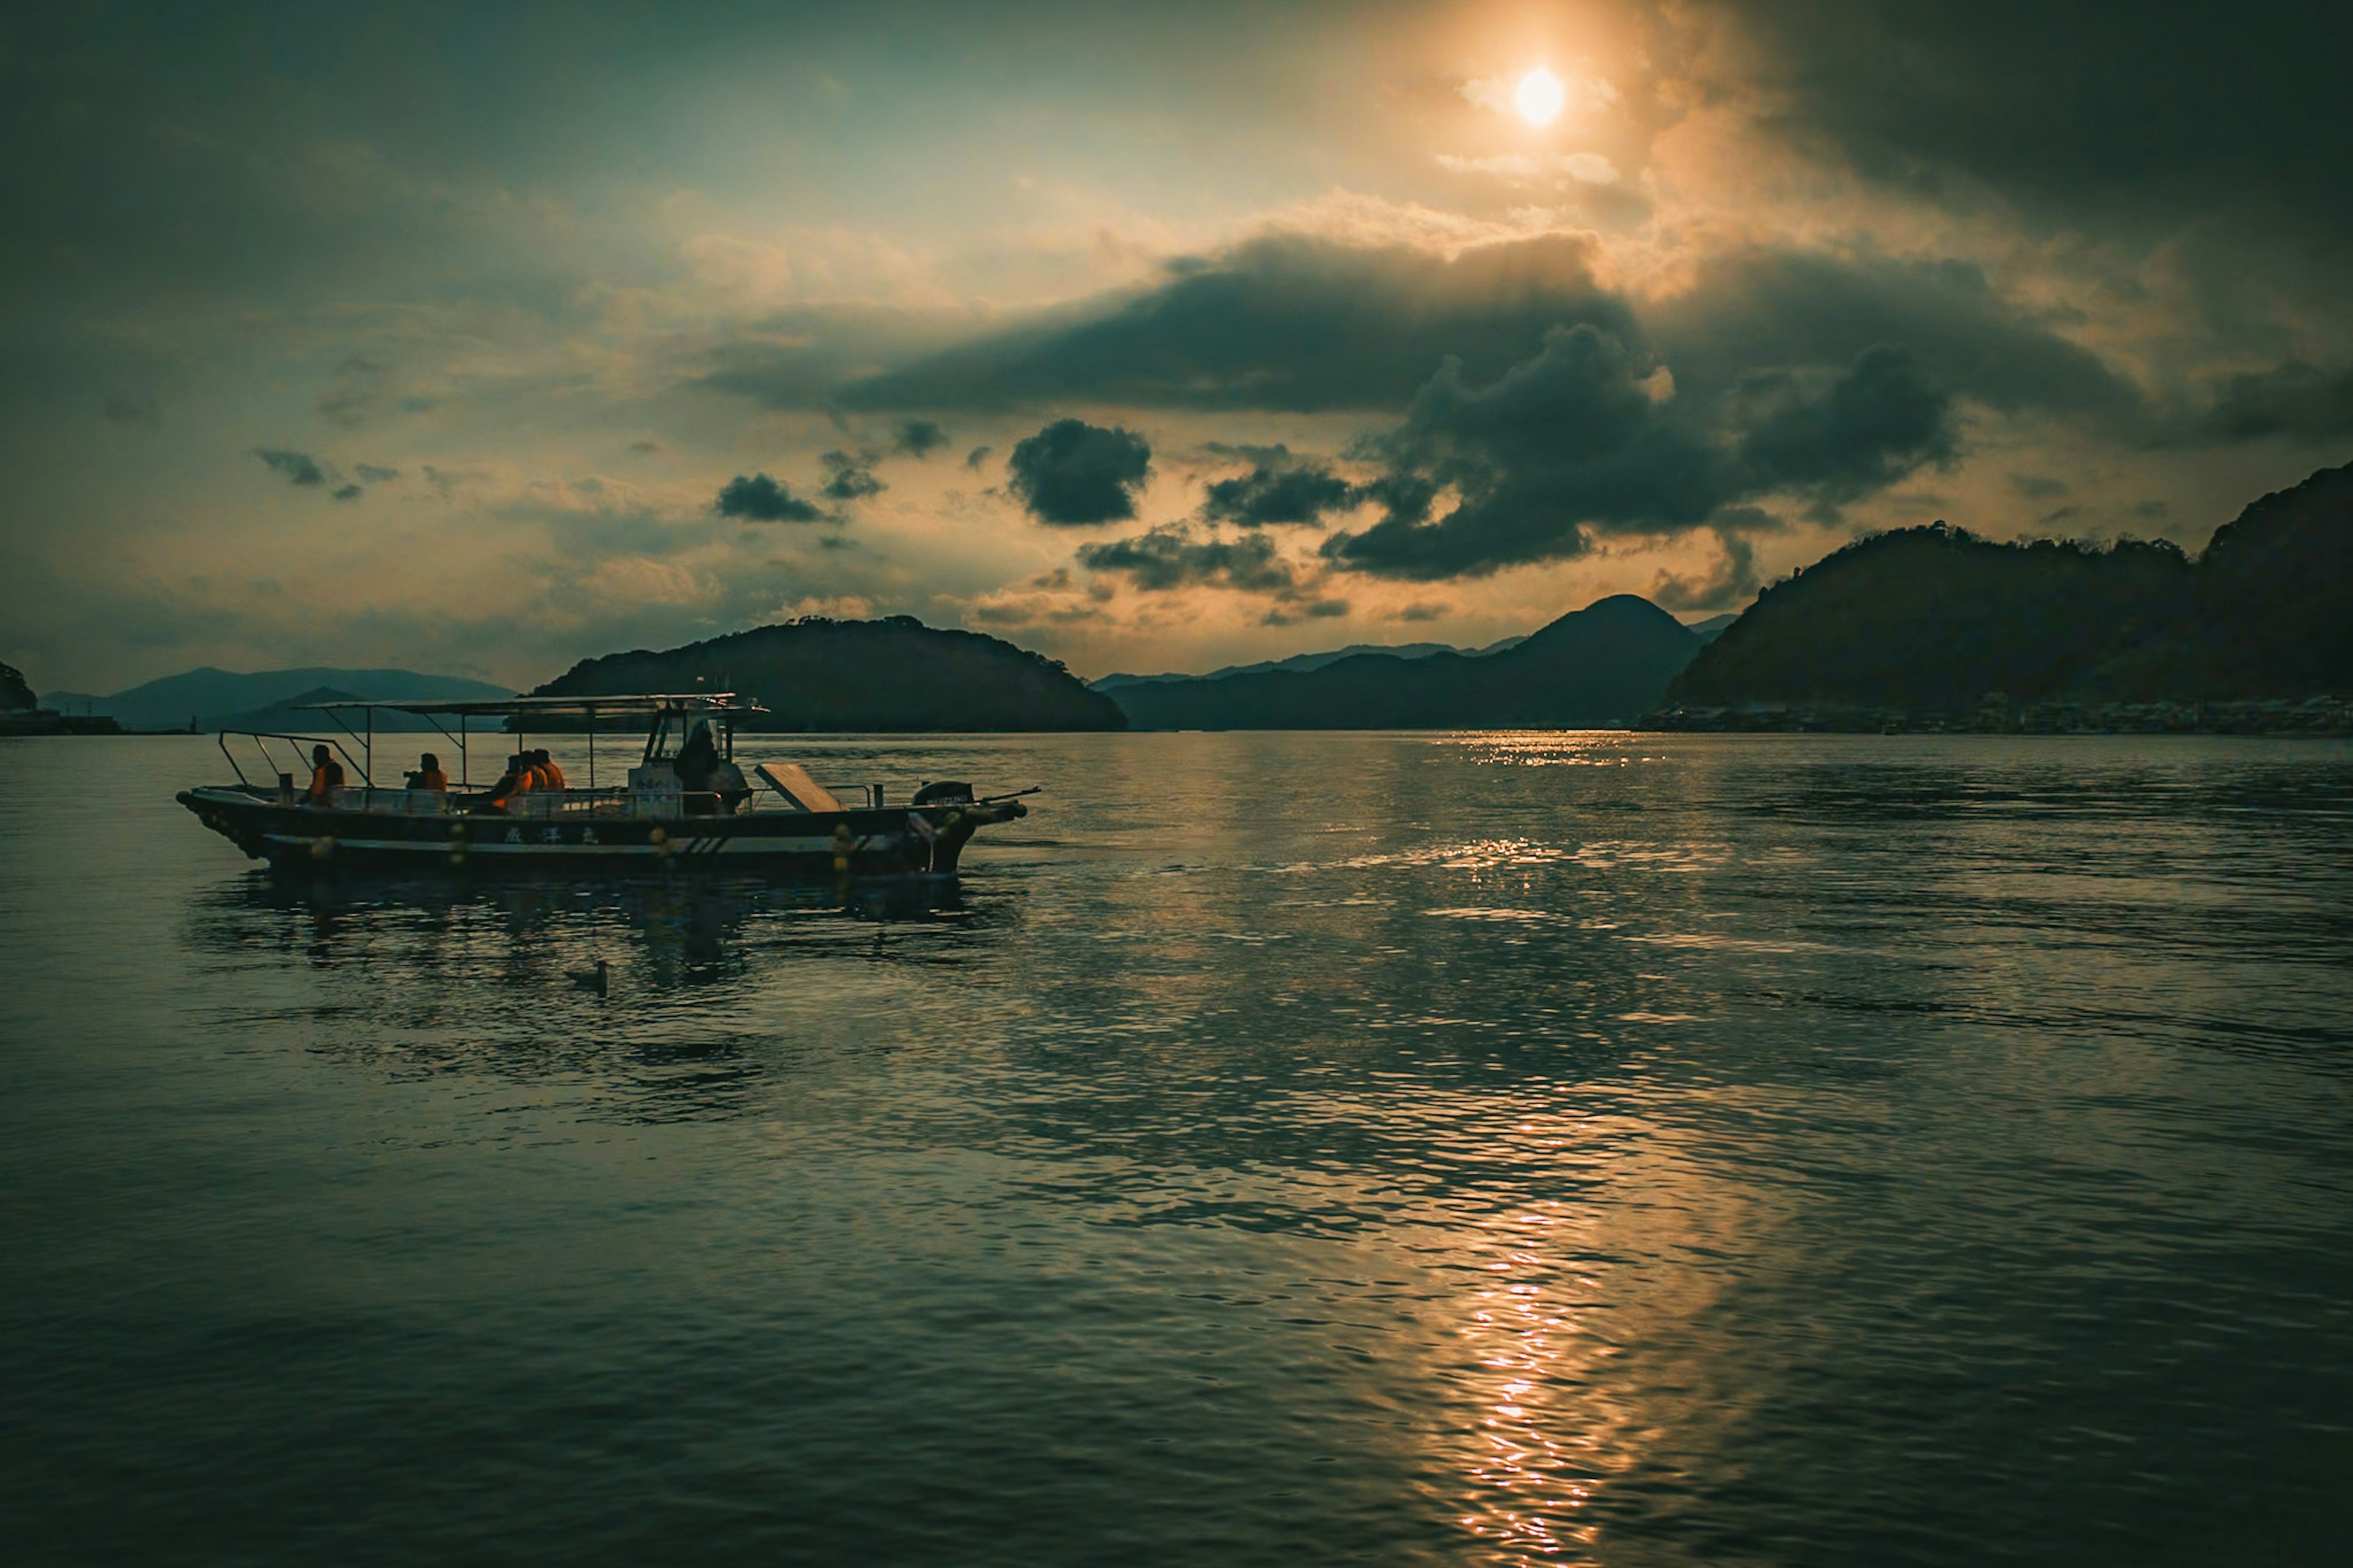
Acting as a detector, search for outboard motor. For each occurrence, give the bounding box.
[911,781,976,806]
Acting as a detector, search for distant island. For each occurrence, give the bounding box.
[1106,595,1701,730]
[1091,635,1528,691]
[526,615,1125,732]
[42,666,515,733]
[1652,459,2352,733]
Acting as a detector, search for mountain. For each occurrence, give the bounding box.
[1107,596,1700,730]
[526,615,1125,731]
[47,665,515,732]
[208,685,476,736]
[1686,613,1740,643]
[1093,635,1528,690]
[1669,460,2353,710]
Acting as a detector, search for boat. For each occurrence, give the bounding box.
[177,693,1033,876]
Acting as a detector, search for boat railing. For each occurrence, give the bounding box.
[216,730,369,797]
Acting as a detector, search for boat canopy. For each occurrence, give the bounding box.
[292,694,770,720]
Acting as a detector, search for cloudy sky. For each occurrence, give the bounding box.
[5,0,2347,692]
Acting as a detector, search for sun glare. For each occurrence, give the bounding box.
[1514,67,1565,126]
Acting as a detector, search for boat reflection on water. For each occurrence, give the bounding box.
[178,866,997,1124]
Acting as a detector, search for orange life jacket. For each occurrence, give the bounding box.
[538,760,567,790]
[306,761,343,806]
[413,768,448,792]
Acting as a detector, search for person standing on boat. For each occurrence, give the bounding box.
[305,744,345,808]
[405,753,448,791]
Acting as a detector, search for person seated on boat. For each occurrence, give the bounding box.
[478,752,529,813]
[530,748,567,791]
[404,752,448,792]
[305,743,346,808]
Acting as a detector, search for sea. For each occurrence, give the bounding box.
[3,732,2349,1567]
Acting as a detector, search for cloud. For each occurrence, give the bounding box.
[819,449,885,501]
[1325,328,1957,580]
[1324,325,1727,580]
[255,448,327,487]
[1202,458,1358,528]
[1735,344,1956,506]
[1650,518,1770,612]
[331,483,363,501]
[355,463,401,482]
[1007,418,1152,525]
[713,472,825,522]
[964,445,994,469]
[2009,473,2069,499]
[892,419,950,457]
[317,356,390,426]
[1259,598,1349,626]
[2193,360,2353,444]
[834,232,1631,412]
[1434,152,1621,185]
[1077,525,1295,592]
[1711,1,2352,243]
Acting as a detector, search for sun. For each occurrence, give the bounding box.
[1514,67,1566,126]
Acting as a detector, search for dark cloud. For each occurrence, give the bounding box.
[2193,361,2353,444]
[1648,249,2136,420]
[713,472,824,523]
[255,448,327,488]
[2009,473,2069,498]
[1077,526,1294,593]
[819,449,885,501]
[1007,419,1152,525]
[1324,325,1727,580]
[1202,460,1358,528]
[1259,597,1349,626]
[2134,499,2170,520]
[1327,329,1958,580]
[331,483,363,501]
[627,439,665,455]
[1735,345,1956,506]
[836,233,1631,412]
[965,445,993,470]
[354,463,400,482]
[1715,1,2352,241]
[892,419,950,458]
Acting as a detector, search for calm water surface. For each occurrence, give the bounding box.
[4,733,2349,1566]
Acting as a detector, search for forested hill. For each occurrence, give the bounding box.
[528,616,1126,731]
[1670,461,2353,709]
[1109,596,1700,730]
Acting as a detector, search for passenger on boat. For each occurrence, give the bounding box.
[305,744,345,807]
[531,748,567,790]
[481,753,529,812]
[405,752,448,792]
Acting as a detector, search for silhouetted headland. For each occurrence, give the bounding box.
[1646,460,2353,733]
[525,615,1126,732]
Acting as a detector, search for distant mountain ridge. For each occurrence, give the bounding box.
[528,615,1124,731]
[1108,596,1700,730]
[47,665,514,732]
[1092,636,1527,690]
[1670,459,2353,710]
